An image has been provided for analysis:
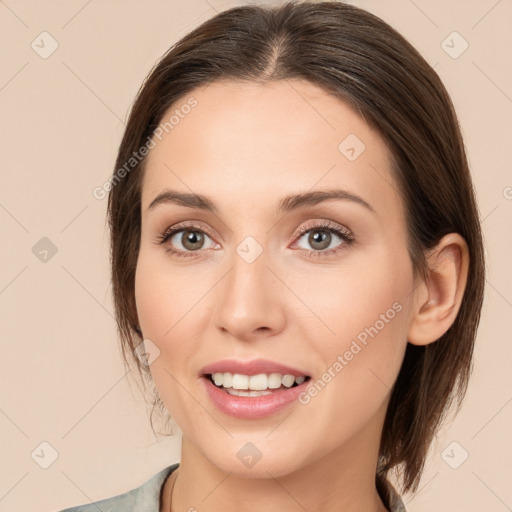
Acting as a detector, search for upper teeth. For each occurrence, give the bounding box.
[211,372,306,390]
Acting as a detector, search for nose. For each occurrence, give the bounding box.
[212,245,286,342]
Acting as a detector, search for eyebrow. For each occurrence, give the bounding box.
[146,188,375,215]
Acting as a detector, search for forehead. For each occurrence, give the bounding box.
[141,79,402,220]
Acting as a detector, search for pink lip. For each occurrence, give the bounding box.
[201,375,311,419]
[200,358,310,377]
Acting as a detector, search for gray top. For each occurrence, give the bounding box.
[57,462,406,511]
[57,463,179,512]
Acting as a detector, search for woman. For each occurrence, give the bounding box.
[60,1,485,511]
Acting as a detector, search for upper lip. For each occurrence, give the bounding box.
[200,358,310,378]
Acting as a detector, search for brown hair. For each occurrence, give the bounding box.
[107,0,485,498]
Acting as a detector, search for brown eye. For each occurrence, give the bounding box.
[158,224,218,258]
[180,230,205,251]
[307,230,332,251]
[294,221,354,256]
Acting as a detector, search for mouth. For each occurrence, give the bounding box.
[199,359,313,418]
[202,372,312,397]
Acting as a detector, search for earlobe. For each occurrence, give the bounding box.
[407,233,470,346]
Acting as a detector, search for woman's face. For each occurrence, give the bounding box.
[135,79,418,477]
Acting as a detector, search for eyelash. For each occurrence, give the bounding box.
[156,220,355,259]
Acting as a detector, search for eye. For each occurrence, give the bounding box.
[156,219,355,259]
[156,222,218,258]
[292,220,355,257]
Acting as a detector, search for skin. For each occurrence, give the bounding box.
[134,78,469,512]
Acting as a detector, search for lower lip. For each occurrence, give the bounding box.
[201,376,310,419]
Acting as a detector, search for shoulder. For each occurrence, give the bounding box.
[57,462,179,512]
[386,480,407,512]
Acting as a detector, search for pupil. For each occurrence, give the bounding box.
[310,230,330,250]
[183,230,203,250]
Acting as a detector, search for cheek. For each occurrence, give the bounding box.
[294,249,412,429]
[134,247,212,337]
[288,243,412,348]
[134,252,205,430]
[134,251,189,379]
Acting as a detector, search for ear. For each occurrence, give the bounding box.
[408,233,470,346]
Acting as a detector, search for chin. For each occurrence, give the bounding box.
[198,438,309,479]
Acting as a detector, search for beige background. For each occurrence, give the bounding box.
[0,0,511,510]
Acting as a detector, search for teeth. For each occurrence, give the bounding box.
[226,389,273,397]
[267,373,282,389]
[281,374,295,387]
[232,373,249,390]
[210,372,308,391]
[222,372,233,388]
